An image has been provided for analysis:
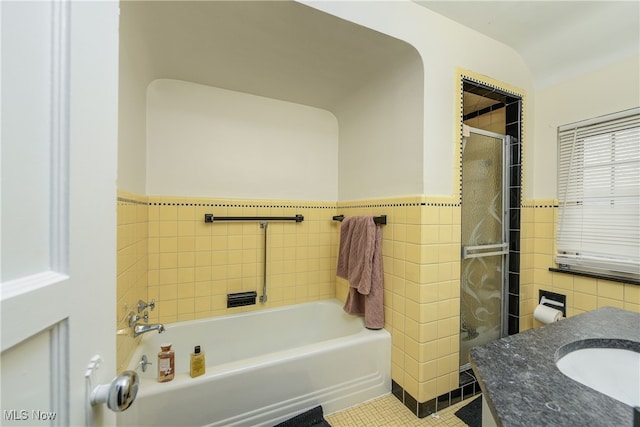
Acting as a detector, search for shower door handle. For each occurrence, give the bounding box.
[462,243,508,259]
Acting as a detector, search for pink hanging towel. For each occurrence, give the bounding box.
[336,216,384,329]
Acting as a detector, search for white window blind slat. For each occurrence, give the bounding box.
[557,107,640,278]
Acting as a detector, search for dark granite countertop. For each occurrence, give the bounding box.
[470,307,640,427]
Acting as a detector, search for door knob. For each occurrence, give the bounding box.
[85,355,139,413]
[90,370,139,412]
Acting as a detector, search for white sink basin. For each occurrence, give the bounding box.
[556,347,640,407]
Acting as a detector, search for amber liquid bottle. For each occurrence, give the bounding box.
[190,345,205,378]
[158,343,175,382]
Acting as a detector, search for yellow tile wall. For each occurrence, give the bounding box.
[116,190,149,372]
[336,196,461,404]
[118,191,640,406]
[116,193,339,369]
[521,199,639,333]
[116,192,465,403]
[145,197,338,324]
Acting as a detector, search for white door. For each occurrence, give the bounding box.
[1,1,119,426]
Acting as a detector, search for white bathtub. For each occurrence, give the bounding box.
[117,299,391,427]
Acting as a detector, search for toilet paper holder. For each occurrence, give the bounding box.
[540,296,564,309]
[539,290,567,317]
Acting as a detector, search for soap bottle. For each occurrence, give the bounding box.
[190,345,205,378]
[158,343,175,382]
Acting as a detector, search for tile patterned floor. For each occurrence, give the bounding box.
[325,394,474,427]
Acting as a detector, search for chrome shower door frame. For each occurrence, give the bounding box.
[459,127,510,372]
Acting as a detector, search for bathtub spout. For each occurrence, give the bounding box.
[133,323,165,337]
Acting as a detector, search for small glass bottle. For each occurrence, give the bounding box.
[158,343,175,382]
[190,345,205,378]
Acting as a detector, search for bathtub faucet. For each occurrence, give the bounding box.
[127,311,165,337]
[133,322,165,337]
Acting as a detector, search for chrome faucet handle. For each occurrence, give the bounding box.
[137,298,156,313]
[138,355,152,373]
[128,312,140,327]
[142,311,149,323]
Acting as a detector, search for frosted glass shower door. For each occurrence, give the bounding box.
[459,128,508,370]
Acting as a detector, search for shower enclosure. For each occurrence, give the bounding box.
[459,127,509,370]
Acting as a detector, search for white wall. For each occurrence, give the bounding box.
[336,48,424,200]
[117,4,155,194]
[146,79,339,200]
[304,1,534,197]
[532,55,640,199]
[122,1,637,203]
[120,1,534,201]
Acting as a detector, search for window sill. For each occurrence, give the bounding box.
[549,267,640,286]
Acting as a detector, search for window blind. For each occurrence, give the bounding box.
[557,107,640,278]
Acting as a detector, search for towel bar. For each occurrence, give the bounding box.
[204,214,304,223]
[332,214,387,225]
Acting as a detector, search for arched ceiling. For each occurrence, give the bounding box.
[122,1,639,111]
[121,1,419,111]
